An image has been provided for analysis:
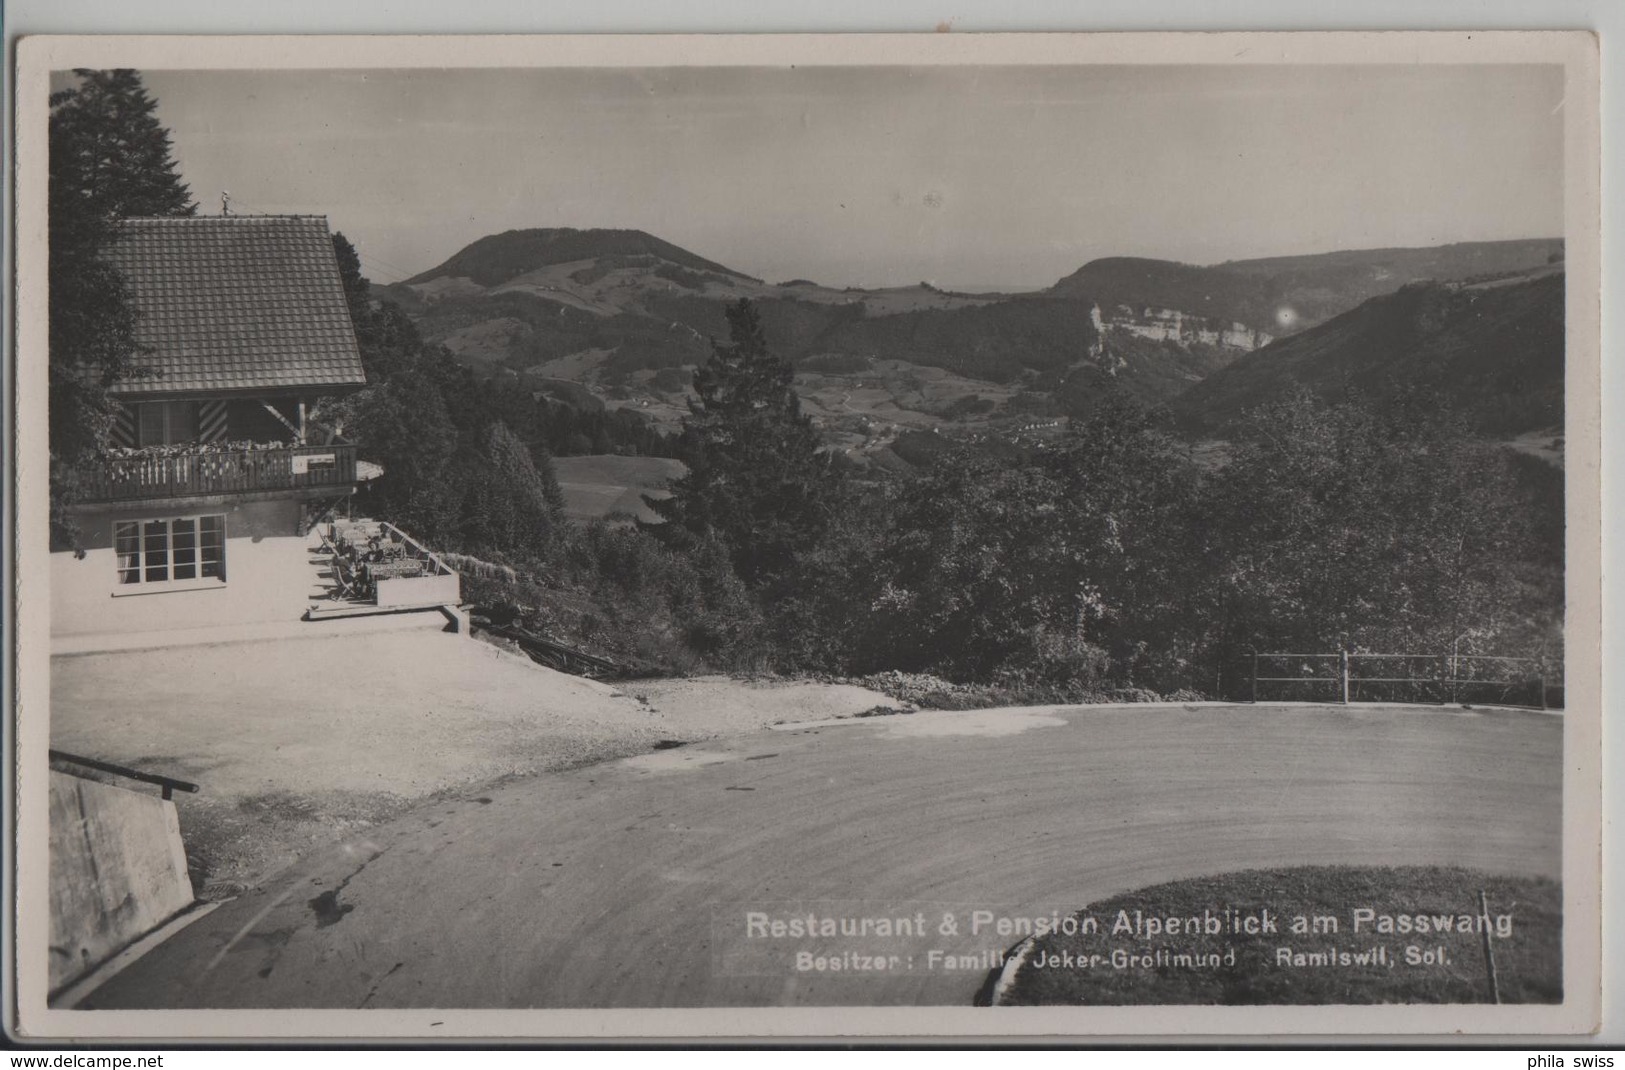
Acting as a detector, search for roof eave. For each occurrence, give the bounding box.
[108,380,369,401]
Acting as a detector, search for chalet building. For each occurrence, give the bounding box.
[52,215,371,638]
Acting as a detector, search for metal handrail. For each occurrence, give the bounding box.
[376,520,455,577]
[49,750,200,800]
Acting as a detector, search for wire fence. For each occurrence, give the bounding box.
[1246,650,1559,709]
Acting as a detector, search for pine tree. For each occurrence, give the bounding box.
[458,421,562,556]
[50,70,194,223]
[644,299,837,587]
[330,232,376,348]
[49,69,195,548]
[532,438,567,513]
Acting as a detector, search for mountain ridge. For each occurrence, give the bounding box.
[1052,238,1563,335]
[405,227,758,288]
[405,227,1563,319]
[1172,270,1563,436]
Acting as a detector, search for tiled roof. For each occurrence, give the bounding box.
[105,216,368,397]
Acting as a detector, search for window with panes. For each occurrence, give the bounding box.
[113,515,226,586]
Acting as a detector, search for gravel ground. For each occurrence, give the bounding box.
[86,702,1561,1009]
[50,627,896,893]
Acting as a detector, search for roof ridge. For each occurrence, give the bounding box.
[119,214,332,223]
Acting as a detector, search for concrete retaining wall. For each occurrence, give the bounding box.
[49,770,195,993]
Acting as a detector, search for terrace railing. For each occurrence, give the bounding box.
[324,519,461,610]
[77,443,357,503]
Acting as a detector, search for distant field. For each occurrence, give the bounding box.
[551,454,687,523]
[795,358,1020,429]
[835,285,1010,316]
[439,316,527,364]
[528,347,616,380]
[588,357,1024,443]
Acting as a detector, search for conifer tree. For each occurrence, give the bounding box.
[458,420,562,556]
[49,69,194,547]
[644,299,837,587]
[50,70,194,224]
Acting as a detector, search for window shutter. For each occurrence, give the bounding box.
[110,408,136,449]
[199,399,228,443]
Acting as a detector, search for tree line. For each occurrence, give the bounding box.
[476,288,1560,697]
[677,317,1562,697]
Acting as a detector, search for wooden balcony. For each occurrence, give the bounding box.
[77,443,358,503]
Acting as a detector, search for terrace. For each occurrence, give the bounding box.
[305,518,462,618]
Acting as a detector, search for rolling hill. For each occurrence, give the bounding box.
[1051,257,1278,330]
[385,230,1242,419]
[404,227,757,288]
[1051,239,1564,335]
[1172,269,1564,436]
[384,228,1565,449]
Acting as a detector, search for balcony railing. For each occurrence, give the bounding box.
[77,443,358,503]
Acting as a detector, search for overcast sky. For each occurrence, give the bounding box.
[114,64,1564,290]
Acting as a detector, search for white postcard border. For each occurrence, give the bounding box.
[9,30,1603,1041]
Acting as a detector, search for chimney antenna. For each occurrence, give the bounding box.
[221,191,232,217]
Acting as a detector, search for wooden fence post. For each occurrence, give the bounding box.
[1251,650,1258,704]
[1340,649,1350,704]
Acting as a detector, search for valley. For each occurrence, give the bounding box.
[382,227,1565,476]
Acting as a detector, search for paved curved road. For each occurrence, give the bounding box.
[85,703,1560,1009]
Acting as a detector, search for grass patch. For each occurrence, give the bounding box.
[550,454,688,523]
[1000,866,1560,1005]
[852,705,913,718]
[848,670,1208,710]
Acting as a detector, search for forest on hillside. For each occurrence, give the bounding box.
[334,269,1564,700]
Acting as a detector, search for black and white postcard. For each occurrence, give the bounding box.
[8,31,1603,1042]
